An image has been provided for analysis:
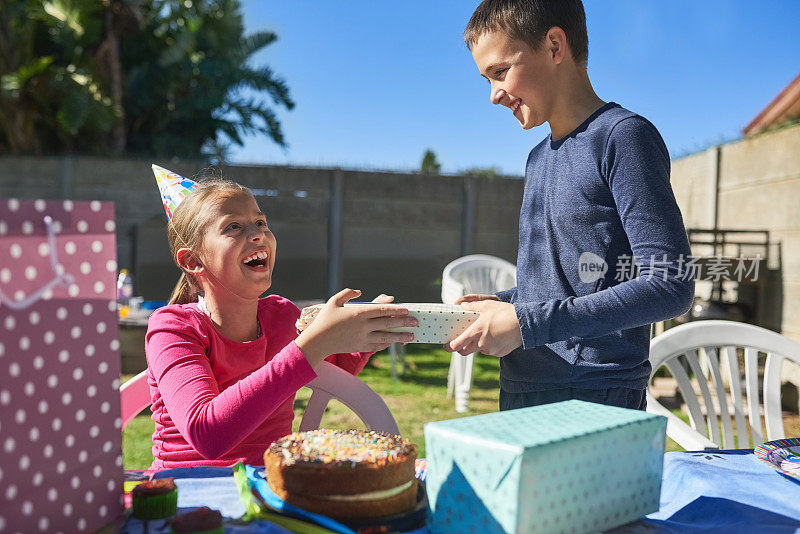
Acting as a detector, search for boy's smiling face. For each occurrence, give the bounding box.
[472,29,558,130]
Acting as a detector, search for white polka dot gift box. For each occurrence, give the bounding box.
[0,198,123,532]
[424,400,667,534]
[296,302,479,344]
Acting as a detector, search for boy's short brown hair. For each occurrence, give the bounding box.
[464,0,588,64]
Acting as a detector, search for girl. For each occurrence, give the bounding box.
[144,171,416,471]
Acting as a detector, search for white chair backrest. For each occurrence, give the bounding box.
[648,320,800,450]
[299,362,399,434]
[120,361,399,434]
[441,254,516,304]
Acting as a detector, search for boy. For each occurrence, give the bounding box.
[444,0,694,411]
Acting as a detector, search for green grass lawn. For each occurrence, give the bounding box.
[123,345,684,470]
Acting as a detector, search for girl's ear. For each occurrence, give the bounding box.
[176,248,204,275]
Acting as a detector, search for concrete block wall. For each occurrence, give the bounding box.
[474,177,525,258]
[0,156,522,305]
[5,135,797,335]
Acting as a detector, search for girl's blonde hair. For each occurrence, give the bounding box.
[167,177,252,305]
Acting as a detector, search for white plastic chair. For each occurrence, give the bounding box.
[121,361,400,434]
[647,320,800,450]
[441,254,517,412]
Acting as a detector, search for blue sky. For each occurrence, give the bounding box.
[230,1,800,176]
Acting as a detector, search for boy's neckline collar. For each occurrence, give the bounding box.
[549,101,619,149]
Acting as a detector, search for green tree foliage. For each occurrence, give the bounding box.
[0,0,118,153]
[420,148,440,174]
[463,166,499,179]
[0,0,293,158]
[124,0,293,158]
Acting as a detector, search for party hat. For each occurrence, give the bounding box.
[152,164,198,221]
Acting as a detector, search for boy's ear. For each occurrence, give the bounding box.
[546,26,568,65]
[176,248,204,275]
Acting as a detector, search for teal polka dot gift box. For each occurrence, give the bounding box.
[424,400,667,534]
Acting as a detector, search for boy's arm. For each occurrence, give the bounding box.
[513,117,693,349]
[448,117,693,357]
[495,288,517,303]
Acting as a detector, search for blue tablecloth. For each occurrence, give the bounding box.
[123,449,800,533]
[122,467,288,533]
[631,449,800,533]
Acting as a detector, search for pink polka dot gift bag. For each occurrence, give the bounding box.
[0,198,124,532]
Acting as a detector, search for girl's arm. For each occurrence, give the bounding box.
[147,310,316,460]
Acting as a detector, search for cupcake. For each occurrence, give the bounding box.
[170,507,224,534]
[131,478,178,520]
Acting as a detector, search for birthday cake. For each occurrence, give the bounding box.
[263,429,418,520]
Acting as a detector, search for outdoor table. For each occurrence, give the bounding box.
[119,309,154,373]
[120,449,800,533]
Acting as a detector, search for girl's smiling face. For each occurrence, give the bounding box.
[194,192,277,301]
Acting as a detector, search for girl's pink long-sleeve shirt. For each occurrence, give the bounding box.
[144,295,371,471]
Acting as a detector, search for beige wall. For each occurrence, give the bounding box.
[671,148,717,229]
[670,123,800,340]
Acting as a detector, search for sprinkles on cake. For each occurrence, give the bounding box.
[270,429,413,466]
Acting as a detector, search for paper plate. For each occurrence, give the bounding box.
[296,302,479,344]
[754,438,800,481]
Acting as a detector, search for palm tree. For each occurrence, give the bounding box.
[1,0,293,158]
[122,0,294,159]
[0,0,118,153]
[0,0,41,152]
[95,0,144,153]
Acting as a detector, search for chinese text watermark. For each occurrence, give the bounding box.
[578,254,763,283]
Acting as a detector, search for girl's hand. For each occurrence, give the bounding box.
[372,293,395,304]
[370,293,416,345]
[295,289,417,366]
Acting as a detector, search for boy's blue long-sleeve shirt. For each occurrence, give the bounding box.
[497,102,694,392]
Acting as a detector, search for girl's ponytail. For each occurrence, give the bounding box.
[169,272,199,305]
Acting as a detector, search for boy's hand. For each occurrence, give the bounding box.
[454,293,500,305]
[444,300,522,357]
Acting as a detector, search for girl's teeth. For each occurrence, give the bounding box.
[243,251,268,264]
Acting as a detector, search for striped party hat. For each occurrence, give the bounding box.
[152,164,198,221]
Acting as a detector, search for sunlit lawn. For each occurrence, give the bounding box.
[123,345,684,470]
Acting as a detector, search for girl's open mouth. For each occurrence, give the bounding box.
[242,250,269,271]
